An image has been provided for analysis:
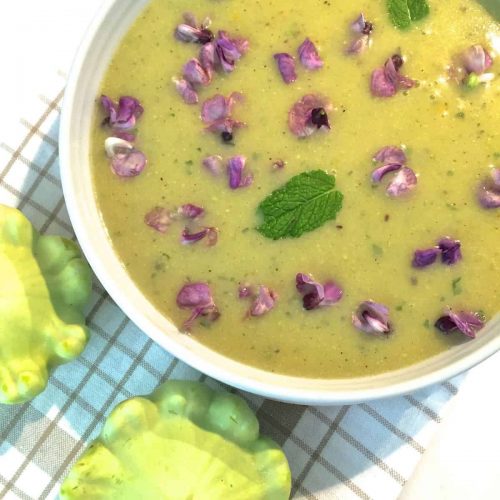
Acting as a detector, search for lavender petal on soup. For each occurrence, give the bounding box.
[273,53,297,84]
[296,273,342,310]
[350,13,373,34]
[175,13,214,44]
[298,38,324,70]
[288,94,332,138]
[110,149,147,178]
[176,282,219,331]
[386,167,418,197]
[183,58,211,86]
[144,207,174,233]
[351,13,367,33]
[477,167,500,209]
[173,78,199,105]
[322,282,344,306]
[371,56,415,98]
[296,273,324,310]
[373,146,407,165]
[435,309,484,339]
[371,163,402,183]
[199,41,217,74]
[462,45,493,75]
[249,286,278,317]
[478,187,500,209]
[346,35,370,56]
[201,92,245,139]
[238,283,255,299]
[438,237,462,265]
[352,301,392,336]
[227,156,253,189]
[101,95,144,130]
[181,227,218,246]
[215,31,246,73]
[412,248,440,268]
[202,155,224,176]
[178,204,204,219]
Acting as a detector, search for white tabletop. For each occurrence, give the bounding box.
[1,2,499,498]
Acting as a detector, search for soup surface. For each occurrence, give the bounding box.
[92,0,500,378]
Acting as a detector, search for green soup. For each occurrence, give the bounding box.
[92,0,500,378]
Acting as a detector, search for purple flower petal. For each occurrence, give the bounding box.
[296,273,342,310]
[371,163,402,183]
[298,38,324,70]
[199,42,216,75]
[373,146,407,165]
[351,13,374,34]
[351,13,367,33]
[238,283,255,299]
[144,207,173,233]
[346,35,370,56]
[273,53,297,84]
[478,187,500,209]
[183,58,211,86]
[322,282,344,306]
[175,13,214,44]
[181,227,218,246]
[288,94,332,138]
[438,237,462,265]
[176,282,219,331]
[173,78,199,105]
[352,301,392,336]
[201,92,244,135]
[386,167,418,197]
[477,168,500,209]
[435,309,484,338]
[110,149,147,177]
[201,94,229,123]
[371,56,416,98]
[101,95,143,130]
[233,37,250,55]
[412,248,440,268]
[202,155,224,176]
[462,45,493,75]
[296,273,324,310]
[178,204,204,219]
[371,67,397,97]
[215,31,245,73]
[227,156,253,189]
[248,286,278,317]
[491,167,500,188]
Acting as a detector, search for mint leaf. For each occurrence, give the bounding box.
[257,170,343,240]
[388,0,412,29]
[388,0,429,29]
[408,0,430,21]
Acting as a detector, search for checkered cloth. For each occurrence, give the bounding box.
[0,80,463,500]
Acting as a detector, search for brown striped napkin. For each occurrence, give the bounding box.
[0,87,462,500]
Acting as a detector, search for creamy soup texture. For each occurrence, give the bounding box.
[92,0,500,378]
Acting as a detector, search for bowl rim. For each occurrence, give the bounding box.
[59,0,500,405]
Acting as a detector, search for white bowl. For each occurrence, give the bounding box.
[60,0,500,405]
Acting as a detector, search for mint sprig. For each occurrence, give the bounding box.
[388,0,430,30]
[257,170,343,240]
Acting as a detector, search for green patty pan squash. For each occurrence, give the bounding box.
[0,205,91,404]
[61,380,292,499]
